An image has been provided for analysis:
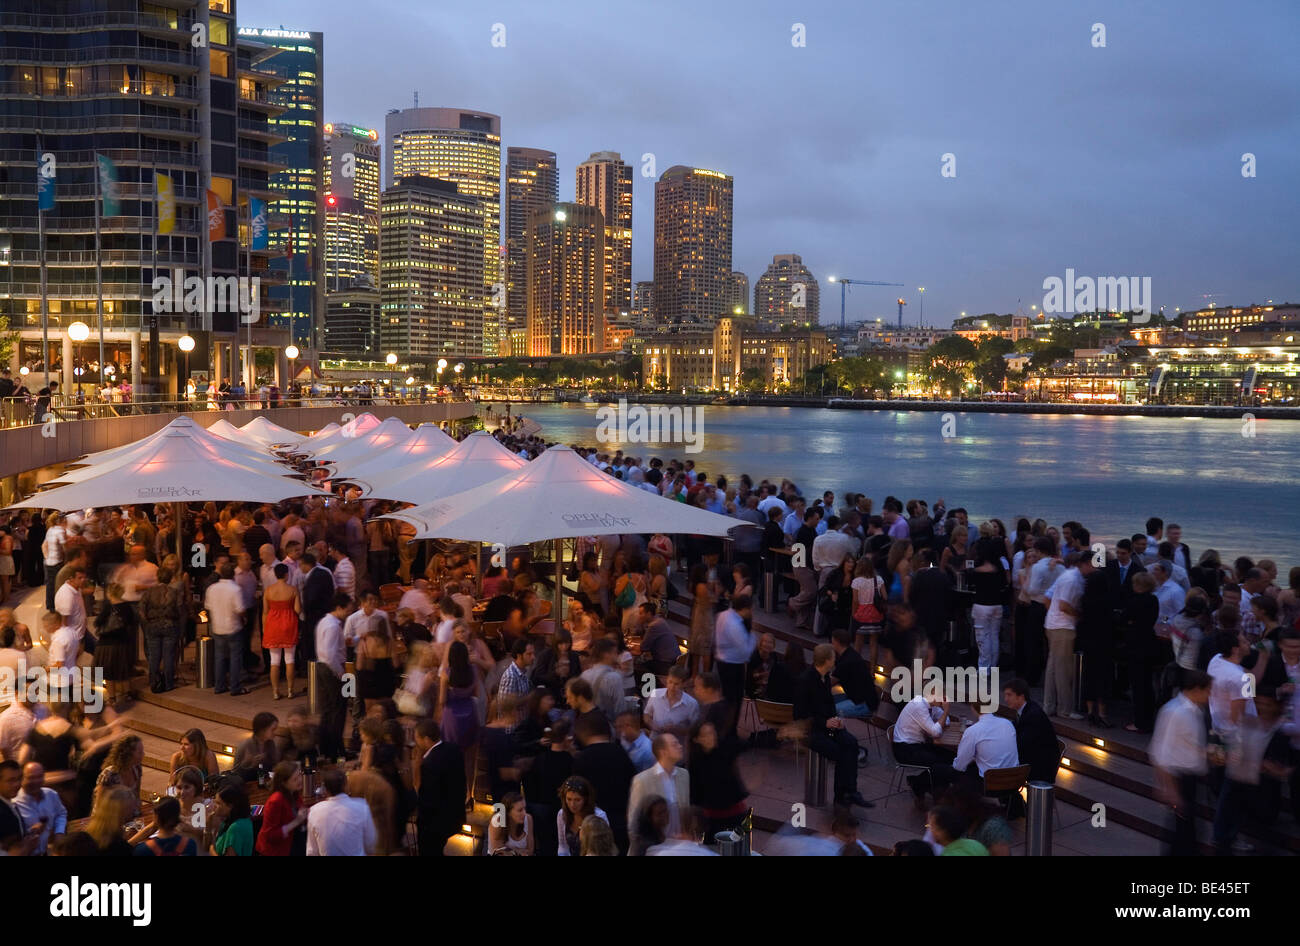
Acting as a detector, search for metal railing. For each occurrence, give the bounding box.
[0,11,190,32]
[1,393,466,430]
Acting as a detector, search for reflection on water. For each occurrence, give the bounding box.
[495,403,1299,563]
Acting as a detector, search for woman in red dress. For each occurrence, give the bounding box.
[256,760,307,856]
[261,562,301,700]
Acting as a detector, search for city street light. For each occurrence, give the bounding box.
[285,344,299,400]
[177,334,195,401]
[68,321,90,399]
[918,287,925,325]
[386,352,397,391]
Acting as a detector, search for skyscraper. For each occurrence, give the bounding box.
[385,107,501,354]
[726,272,750,313]
[242,26,325,349]
[754,254,820,324]
[0,2,290,396]
[653,165,733,325]
[505,147,557,356]
[526,203,604,357]
[634,281,656,321]
[575,151,633,317]
[380,176,484,359]
[323,122,380,290]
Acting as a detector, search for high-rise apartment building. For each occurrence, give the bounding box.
[634,281,656,321]
[753,254,819,324]
[241,26,325,349]
[653,165,733,324]
[323,122,380,289]
[526,203,604,357]
[380,176,484,359]
[385,107,501,354]
[505,147,557,356]
[0,1,292,394]
[324,286,380,358]
[726,271,749,313]
[575,151,633,318]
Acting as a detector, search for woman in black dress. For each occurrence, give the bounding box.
[1122,571,1161,733]
[93,583,137,711]
[688,720,748,840]
[355,621,400,712]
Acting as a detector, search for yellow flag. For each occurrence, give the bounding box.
[155,172,175,234]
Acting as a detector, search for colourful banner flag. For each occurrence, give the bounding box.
[206,189,226,241]
[155,172,175,234]
[95,153,120,217]
[249,197,268,250]
[37,153,55,211]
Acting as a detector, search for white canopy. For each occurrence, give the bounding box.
[392,445,751,546]
[354,430,526,503]
[9,424,331,512]
[239,415,304,447]
[306,416,413,464]
[332,423,457,480]
[61,415,280,471]
[284,412,379,454]
[206,418,244,440]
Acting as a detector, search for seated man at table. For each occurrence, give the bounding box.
[830,628,879,720]
[950,702,1019,791]
[636,603,680,676]
[892,691,958,809]
[794,645,871,808]
[398,580,435,627]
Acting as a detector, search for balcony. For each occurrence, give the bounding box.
[0,45,197,72]
[0,10,194,35]
[237,146,288,171]
[0,148,198,169]
[4,248,201,267]
[0,113,198,137]
[236,115,285,142]
[0,215,200,235]
[0,180,200,203]
[0,78,198,103]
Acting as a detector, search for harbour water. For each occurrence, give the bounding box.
[491,402,1299,566]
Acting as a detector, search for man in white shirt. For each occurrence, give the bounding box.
[1150,670,1211,855]
[643,666,699,738]
[14,762,67,855]
[330,544,357,600]
[53,568,88,640]
[203,563,247,695]
[343,592,389,650]
[398,580,435,627]
[892,693,957,805]
[257,543,282,594]
[306,767,376,855]
[1206,630,1256,738]
[41,515,67,612]
[0,692,36,762]
[951,705,1019,777]
[314,594,352,759]
[44,613,80,691]
[114,544,158,604]
[1150,561,1186,629]
[627,733,689,853]
[811,522,858,580]
[1042,551,1092,720]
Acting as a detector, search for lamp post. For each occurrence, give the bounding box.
[177,333,195,404]
[386,352,397,395]
[68,320,90,401]
[918,287,925,326]
[285,344,299,404]
[436,358,447,392]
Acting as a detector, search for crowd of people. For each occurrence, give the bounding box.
[1,419,1297,856]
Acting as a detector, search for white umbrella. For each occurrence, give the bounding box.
[48,427,294,484]
[306,416,412,464]
[353,430,526,503]
[206,418,244,440]
[240,415,303,447]
[60,415,278,470]
[393,445,750,546]
[8,424,331,512]
[284,412,379,455]
[332,423,457,480]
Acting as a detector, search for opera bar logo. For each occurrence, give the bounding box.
[562,512,635,528]
[594,399,704,454]
[1041,268,1152,323]
[151,267,260,324]
[137,486,202,499]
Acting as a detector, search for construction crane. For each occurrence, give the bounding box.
[897,297,907,330]
[826,276,905,331]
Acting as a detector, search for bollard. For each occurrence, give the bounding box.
[196,637,213,689]
[1026,781,1054,856]
[307,661,319,715]
[1073,652,1086,714]
[714,830,744,855]
[803,752,829,808]
[763,571,774,611]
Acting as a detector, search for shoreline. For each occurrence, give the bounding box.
[537,393,1300,420]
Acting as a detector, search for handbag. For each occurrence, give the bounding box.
[613,577,636,609]
[852,577,884,625]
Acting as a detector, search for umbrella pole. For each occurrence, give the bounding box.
[477,541,484,596]
[174,501,183,563]
[553,537,563,618]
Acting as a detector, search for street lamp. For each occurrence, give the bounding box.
[177,334,195,402]
[285,344,299,401]
[386,352,397,392]
[918,287,925,325]
[68,321,90,399]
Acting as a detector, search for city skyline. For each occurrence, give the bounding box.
[245,0,1297,327]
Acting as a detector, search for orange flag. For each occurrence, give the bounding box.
[206,189,226,241]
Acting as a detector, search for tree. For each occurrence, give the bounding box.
[1029,343,1072,372]
[0,314,17,369]
[739,365,766,393]
[924,335,978,394]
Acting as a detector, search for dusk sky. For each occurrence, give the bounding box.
[246,0,1299,327]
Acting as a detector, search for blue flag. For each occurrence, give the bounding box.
[250,198,268,250]
[37,152,55,211]
[95,153,120,217]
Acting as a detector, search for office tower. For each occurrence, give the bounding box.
[323,122,380,289]
[634,281,656,320]
[380,176,484,359]
[505,147,557,356]
[0,1,291,395]
[653,165,733,324]
[385,107,501,353]
[526,203,604,356]
[242,26,325,349]
[324,286,380,358]
[575,151,633,317]
[753,254,820,323]
[726,271,749,313]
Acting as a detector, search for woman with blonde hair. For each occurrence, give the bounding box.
[94,734,143,814]
[347,768,397,855]
[93,582,137,710]
[86,786,137,855]
[579,812,618,856]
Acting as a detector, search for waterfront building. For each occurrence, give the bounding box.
[726,271,749,313]
[323,122,380,289]
[642,315,829,392]
[525,203,604,356]
[323,285,380,358]
[1181,302,1300,336]
[505,147,558,356]
[653,165,733,325]
[753,254,819,324]
[575,151,633,319]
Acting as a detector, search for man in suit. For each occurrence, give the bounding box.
[0,760,35,855]
[1002,678,1059,783]
[414,718,465,856]
[1164,524,1192,576]
[909,553,953,652]
[830,628,878,718]
[573,714,636,853]
[627,733,690,854]
[1105,539,1145,607]
[794,644,872,808]
[298,551,334,665]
